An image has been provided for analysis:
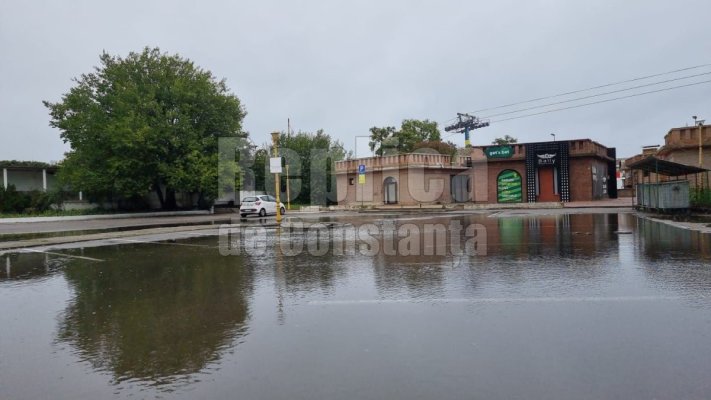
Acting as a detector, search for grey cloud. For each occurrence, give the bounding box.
[1,0,710,162]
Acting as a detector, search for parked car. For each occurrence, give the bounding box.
[239,195,286,217]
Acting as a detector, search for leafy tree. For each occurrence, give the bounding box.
[368,126,397,156]
[412,140,458,159]
[251,148,269,194]
[261,130,347,205]
[44,47,247,209]
[399,119,441,150]
[492,135,518,145]
[368,119,442,155]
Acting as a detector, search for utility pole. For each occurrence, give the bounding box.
[693,116,705,167]
[286,164,291,210]
[286,118,291,210]
[271,131,282,223]
[444,113,490,147]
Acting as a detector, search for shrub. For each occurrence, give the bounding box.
[691,188,711,208]
[0,185,65,214]
[0,185,29,213]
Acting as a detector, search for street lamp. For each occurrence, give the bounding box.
[693,116,705,167]
[550,133,556,141]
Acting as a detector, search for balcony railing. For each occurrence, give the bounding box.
[335,153,468,172]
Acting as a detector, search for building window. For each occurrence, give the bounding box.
[349,178,354,185]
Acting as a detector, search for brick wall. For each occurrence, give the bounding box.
[664,125,711,148]
[569,157,609,201]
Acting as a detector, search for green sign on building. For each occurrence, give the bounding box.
[485,145,513,159]
[497,170,522,203]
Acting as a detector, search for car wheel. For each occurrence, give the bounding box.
[280,207,286,215]
[240,214,247,218]
[259,208,266,217]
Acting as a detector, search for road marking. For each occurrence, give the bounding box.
[308,295,684,306]
[22,248,104,262]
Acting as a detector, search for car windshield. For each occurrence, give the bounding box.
[242,197,258,202]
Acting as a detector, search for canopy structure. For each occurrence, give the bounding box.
[627,156,708,211]
[627,156,707,176]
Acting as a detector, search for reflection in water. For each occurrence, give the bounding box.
[0,252,65,283]
[635,217,711,299]
[365,214,621,297]
[56,243,252,388]
[637,217,711,260]
[3,213,711,400]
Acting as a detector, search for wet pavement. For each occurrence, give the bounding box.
[1,212,710,400]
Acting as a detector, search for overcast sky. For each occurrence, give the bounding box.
[1,0,710,162]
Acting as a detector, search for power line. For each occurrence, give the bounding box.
[467,63,711,114]
[490,79,711,123]
[482,71,711,119]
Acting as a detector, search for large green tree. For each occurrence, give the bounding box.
[369,119,441,156]
[44,47,246,209]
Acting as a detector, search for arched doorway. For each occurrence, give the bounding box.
[497,170,523,203]
[383,177,398,204]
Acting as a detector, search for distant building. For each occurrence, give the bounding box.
[625,124,711,187]
[1,162,59,192]
[657,124,711,169]
[335,138,617,206]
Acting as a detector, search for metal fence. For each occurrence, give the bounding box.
[636,181,690,210]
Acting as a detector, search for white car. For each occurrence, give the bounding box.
[239,195,286,218]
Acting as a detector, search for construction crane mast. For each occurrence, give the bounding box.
[445,113,490,147]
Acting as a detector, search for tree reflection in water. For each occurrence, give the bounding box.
[56,243,252,388]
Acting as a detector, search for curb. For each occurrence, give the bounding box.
[0,210,211,224]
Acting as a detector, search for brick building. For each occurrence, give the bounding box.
[335,139,616,206]
[624,124,711,187]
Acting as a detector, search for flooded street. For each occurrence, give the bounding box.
[2,212,711,399]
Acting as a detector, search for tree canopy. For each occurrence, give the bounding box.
[253,130,348,205]
[44,47,246,209]
[492,135,518,145]
[369,119,442,156]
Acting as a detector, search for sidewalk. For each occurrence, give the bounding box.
[563,198,635,208]
[0,210,210,224]
[347,198,635,211]
[0,213,233,236]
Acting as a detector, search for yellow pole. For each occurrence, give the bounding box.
[271,132,282,223]
[286,164,291,210]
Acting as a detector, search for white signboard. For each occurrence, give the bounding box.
[269,157,282,174]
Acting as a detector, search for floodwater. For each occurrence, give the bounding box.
[1,213,711,400]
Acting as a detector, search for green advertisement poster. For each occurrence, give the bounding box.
[497,170,522,203]
[485,146,513,158]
